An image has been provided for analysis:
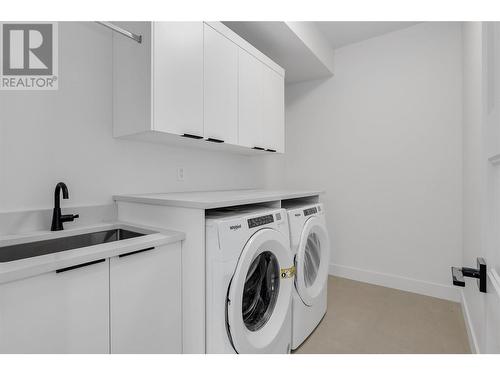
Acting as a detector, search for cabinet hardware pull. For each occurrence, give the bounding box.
[266,149,277,153]
[252,147,265,150]
[119,247,155,258]
[56,258,105,273]
[206,138,224,143]
[182,133,203,140]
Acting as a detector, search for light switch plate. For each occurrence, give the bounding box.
[177,167,185,181]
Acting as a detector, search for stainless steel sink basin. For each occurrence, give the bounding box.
[0,229,145,263]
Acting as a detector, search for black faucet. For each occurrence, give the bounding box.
[51,182,79,231]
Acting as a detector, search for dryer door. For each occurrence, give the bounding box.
[295,216,330,306]
[226,228,293,354]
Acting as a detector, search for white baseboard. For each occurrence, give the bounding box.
[329,263,460,302]
[460,290,480,353]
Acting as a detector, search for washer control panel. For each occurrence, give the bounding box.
[247,214,274,228]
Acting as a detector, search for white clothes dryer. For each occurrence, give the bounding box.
[286,203,330,350]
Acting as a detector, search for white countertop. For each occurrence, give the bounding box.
[113,189,323,209]
[0,222,185,284]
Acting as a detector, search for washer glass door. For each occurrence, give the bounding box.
[295,216,330,306]
[242,251,280,331]
[227,228,293,354]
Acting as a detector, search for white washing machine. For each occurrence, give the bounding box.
[205,207,294,353]
[286,203,330,350]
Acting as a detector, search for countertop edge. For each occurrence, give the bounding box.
[0,222,185,285]
[113,190,324,209]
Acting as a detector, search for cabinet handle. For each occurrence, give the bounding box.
[266,149,277,153]
[252,146,265,151]
[206,138,224,143]
[182,133,203,140]
[119,246,155,258]
[56,258,105,273]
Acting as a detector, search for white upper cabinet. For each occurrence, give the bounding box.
[203,24,238,144]
[238,49,285,153]
[153,22,204,137]
[262,65,285,153]
[113,22,285,153]
[238,48,264,149]
[113,22,203,138]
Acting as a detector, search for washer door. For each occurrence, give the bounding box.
[227,228,293,354]
[295,216,330,306]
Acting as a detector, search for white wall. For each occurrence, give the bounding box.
[0,22,265,213]
[267,22,464,301]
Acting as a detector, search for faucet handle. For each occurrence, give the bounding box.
[61,213,79,223]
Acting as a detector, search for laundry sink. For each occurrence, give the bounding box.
[0,229,145,263]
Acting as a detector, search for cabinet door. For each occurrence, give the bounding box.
[238,48,264,149]
[110,243,182,354]
[0,259,109,354]
[203,24,238,144]
[153,22,204,137]
[262,65,285,153]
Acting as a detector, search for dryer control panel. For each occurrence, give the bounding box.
[303,207,318,216]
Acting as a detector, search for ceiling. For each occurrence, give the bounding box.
[312,22,420,49]
[224,22,333,83]
[224,21,420,83]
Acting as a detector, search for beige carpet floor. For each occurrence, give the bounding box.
[294,276,470,354]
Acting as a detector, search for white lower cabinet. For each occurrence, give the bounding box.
[0,259,110,354]
[0,242,182,354]
[110,243,182,354]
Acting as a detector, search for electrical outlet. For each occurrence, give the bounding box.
[177,167,185,181]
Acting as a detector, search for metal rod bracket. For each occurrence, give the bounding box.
[96,21,142,44]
